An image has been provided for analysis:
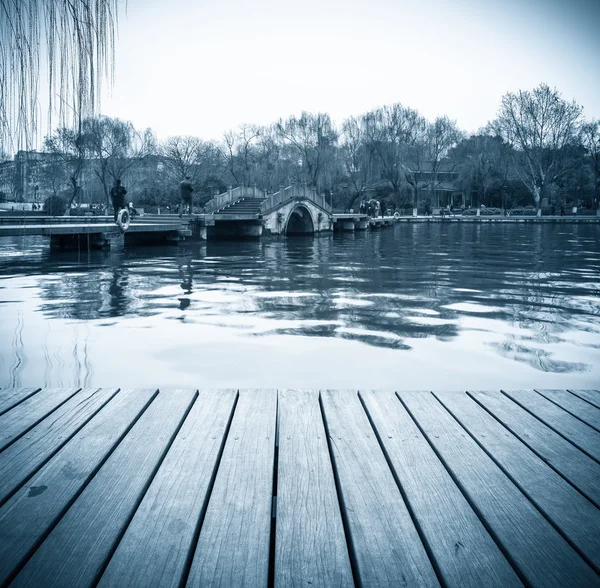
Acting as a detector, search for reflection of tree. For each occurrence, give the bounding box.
[35,250,133,320]
[489,338,588,374]
[9,312,26,387]
[107,263,128,317]
[4,224,599,365]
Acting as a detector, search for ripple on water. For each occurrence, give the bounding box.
[0,226,599,387]
[443,302,504,314]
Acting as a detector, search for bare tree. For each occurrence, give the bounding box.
[362,104,427,211]
[451,134,518,208]
[421,116,463,205]
[221,124,262,186]
[43,126,88,210]
[0,0,123,151]
[494,83,582,214]
[251,126,284,192]
[275,112,338,191]
[160,136,211,183]
[84,116,155,207]
[581,120,600,211]
[340,116,375,209]
[37,155,69,199]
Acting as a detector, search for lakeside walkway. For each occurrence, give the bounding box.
[0,388,599,587]
[0,213,598,249]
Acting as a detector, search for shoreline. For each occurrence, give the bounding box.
[383,215,600,224]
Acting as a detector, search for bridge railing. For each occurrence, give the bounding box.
[204,186,267,213]
[260,185,331,214]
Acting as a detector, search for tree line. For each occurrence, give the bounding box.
[6,83,600,214]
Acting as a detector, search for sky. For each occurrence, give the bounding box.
[80,0,600,142]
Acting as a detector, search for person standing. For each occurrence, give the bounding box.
[179,176,194,217]
[110,179,127,223]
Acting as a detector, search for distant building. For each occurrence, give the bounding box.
[364,163,469,208]
[0,151,66,204]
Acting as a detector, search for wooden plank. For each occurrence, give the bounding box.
[534,389,600,432]
[0,387,119,505]
[0,387,81,451]
[0,388,157,586]
[360,390,521,588]
[568,389,600,409]
[97,389,238,588]
[12,389,196,588]
[502,389,600,462]
[321,389,440,588]
[0,388,41,416]
[436,390,600,572]
[187,389,277,588]
[399,390,598,587]
[274,389,354,588]
[469,390,600,508]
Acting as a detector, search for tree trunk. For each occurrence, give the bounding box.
[65,179,79,215]
[346,191,361,212]
[533,184,542,216]
[412,185,418,217]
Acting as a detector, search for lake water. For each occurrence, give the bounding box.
[1,223,599,390]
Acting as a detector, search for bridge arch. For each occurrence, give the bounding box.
[285,205,315,235]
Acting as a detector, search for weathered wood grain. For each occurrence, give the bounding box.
[436,390,600,572]
[0,388,41,416]
[469,390,600,508]
[2,387,597,588]
[97,389,237,588]
[360,389,522,588]
[11,389,196,588]
[321,389,440,588]
[275,389,354,588]
[0,388,119,505]
[502,389,600,461]
[186,389,277,588]
[0,388,81,451]
[567,389,600,409]
[534,389,600,432]
[399,390,599,587]
[0,388,157,586]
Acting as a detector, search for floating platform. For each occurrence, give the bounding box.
[0,388,599,587]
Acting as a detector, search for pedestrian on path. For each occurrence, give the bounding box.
[179,176,194,217]
[110,179,127,223]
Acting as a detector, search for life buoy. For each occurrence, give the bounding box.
[394,211,400,219]
[117,208,130,232]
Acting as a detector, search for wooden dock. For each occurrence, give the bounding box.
[0,218,199,249]
[0,221,191,237]
[0,388,598,587]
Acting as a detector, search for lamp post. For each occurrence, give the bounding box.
[156,162,164,214]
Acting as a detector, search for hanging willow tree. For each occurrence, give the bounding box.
[0,0,123,152]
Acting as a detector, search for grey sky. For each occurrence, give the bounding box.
[97,0,600,141]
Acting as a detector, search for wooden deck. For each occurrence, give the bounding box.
[0,388,598,587]
[0,221,190,237]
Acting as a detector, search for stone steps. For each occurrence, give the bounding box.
[216,197,265,215]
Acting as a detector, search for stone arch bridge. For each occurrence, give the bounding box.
[203,185,332,238]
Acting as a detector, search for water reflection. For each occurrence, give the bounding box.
[0,224,599,388]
